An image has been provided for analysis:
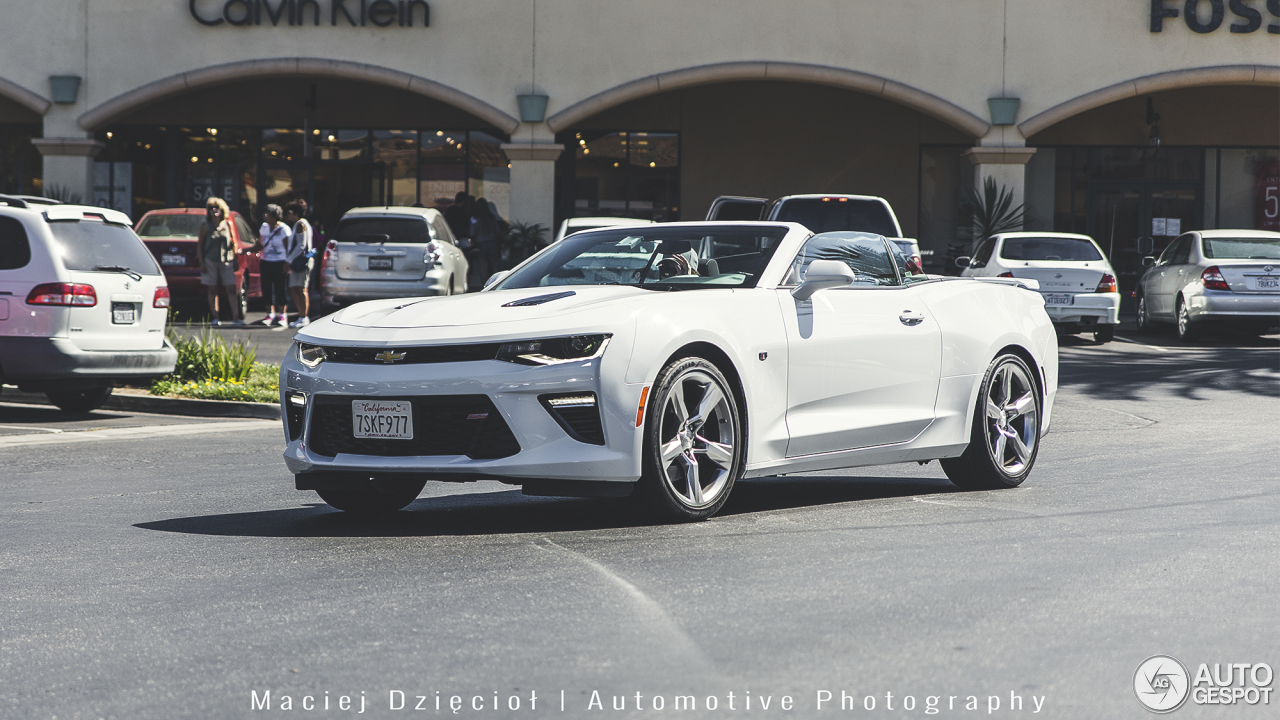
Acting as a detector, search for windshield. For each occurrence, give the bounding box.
[335,217,430,244]
[1202,237,1280,260]
[136,213,204,238]
[1000,236,1103,262]
[774,199,899,237]
[495,226,789,290]
[48,221,162,275]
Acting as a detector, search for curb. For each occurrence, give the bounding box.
[1,388,281,420]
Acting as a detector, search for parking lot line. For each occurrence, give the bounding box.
[0,420,277,449]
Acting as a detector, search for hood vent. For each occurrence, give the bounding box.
[502,290,577,307]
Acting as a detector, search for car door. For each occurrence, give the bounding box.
[1155,234,1193,316]
[779,233,942,457]
[232,213,261,297]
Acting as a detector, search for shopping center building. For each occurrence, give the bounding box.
[1,1,1276,282]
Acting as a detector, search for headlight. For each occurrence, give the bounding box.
[496,334,612,366]
[297,342,327,368]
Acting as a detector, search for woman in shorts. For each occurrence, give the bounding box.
[196,197,243,326]
[284,199,313,328]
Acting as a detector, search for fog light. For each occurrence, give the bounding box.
[288,392,307,407]
[546,395,596,408]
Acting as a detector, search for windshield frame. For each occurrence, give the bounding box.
[46,219,162,276]
[1201,236,1280,260]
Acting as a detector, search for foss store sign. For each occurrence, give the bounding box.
[189,0,430,27]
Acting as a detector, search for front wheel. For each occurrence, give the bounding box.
[635,357,744,521]
[312,474,426,515]
[941,354,1041,490]
[46,386,112,413]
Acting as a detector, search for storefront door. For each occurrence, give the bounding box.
[261,161,370,231]
[1088,182,1200,293]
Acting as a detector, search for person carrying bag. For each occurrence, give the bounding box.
[284,199,315,328]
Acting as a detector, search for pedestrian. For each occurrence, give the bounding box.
[471,196,501,278]
[258,203,292,327]
[284,199,314,328]
[196,196,244,326]
[443,191,471,244]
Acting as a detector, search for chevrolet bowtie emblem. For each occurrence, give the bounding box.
[375,350,406,363]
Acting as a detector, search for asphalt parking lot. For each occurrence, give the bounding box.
[1,325,1277,719]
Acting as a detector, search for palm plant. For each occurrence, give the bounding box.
[968,176,1025,244]
[42,183,83,205]
[503,221,549,267]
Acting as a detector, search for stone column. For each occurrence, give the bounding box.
[962,146,1038,232]
[31,137,103,204]
[500,142,564,236]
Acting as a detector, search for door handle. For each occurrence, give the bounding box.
[899,310,925,326]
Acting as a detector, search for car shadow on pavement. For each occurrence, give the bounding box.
[134,475,962,538]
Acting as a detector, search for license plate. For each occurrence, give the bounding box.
[368,257,394,270]
[112,303,136,324]
[1043,293,1074,306]
[161,254,186,266]
[352,400,413,440]
[1254,277,1279,290]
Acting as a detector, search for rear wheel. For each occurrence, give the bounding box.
[1135,295,1152,334]
[941,354,1041,490]
[1093,324,1115,344]
[46,386,113,413]
[635,357,744,521]
[312,474,426,515]
[1176,296,1201,342]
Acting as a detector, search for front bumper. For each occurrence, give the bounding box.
[1043,292,1120,326]
[280,354,644,484]
[0,337,177,385]
[321,267,452,305]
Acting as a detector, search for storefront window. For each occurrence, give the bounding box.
[312,130,369,162]
[372,130,418,206]
[0,124,42,196]
[420,131,467,207]
[1213,149,1280,231]
[558,130,680,222]
[468,132,510,221]
[917,145,970,272]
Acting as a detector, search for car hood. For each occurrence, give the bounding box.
[329,285,653,329]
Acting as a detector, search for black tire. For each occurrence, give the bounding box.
[1135,294,1152,335]
[1093,324,1115,344]
[941,353,1042,491]
[312,474,426,515]
[46,386,113,413]
[1175,296,1200,343]
[634,356,745,521]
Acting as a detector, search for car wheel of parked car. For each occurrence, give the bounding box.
[1176,297,1200,342]
[1135,295,1152,334]
[446,275,455,296]
[237,283,248,319]
[941,354,1040,491]
[46,386,113,413]
[312,474,427,515]
[1094,324,1115,344]
[636,357,744,521]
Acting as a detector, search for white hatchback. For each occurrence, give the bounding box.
[320,207,469,308]
[958,232,1121,343]
[0,198,177,411]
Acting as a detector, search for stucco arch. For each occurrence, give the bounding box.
[545,61,992,138]
[1019,64,1280,139]
[78,58,519,134]
[0,77,51,116]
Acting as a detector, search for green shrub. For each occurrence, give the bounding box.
[166,324,257,382]
[151,363,279,404]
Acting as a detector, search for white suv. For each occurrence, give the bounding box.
[0,197,177,411]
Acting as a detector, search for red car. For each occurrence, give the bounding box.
[135,208,261,314]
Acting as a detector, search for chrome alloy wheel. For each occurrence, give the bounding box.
[657,369,737,508]
[983,361,1038,477]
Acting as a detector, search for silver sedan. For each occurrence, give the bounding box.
[1136,230,1280,341]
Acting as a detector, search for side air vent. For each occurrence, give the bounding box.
[503,291,576,307]
[539,392,605,445]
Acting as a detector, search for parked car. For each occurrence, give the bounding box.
[135,208,260,315]
[282,223,1057,519]
[320,207,468,308]
[553,216,656,245]
[0,197,176,411]
[1135,230,1280,341]
[706,194,903,238]
[958,232,1121,344]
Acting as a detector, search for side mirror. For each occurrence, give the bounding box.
[792,260,855,301]
[483,270,510,289]
[954,256,971,268]
[1137,236,1154,256]
[1142,256,1156,268]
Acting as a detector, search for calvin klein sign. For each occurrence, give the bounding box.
[189,0,429,27]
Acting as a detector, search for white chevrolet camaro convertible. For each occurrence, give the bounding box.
[281,222,1058,520]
